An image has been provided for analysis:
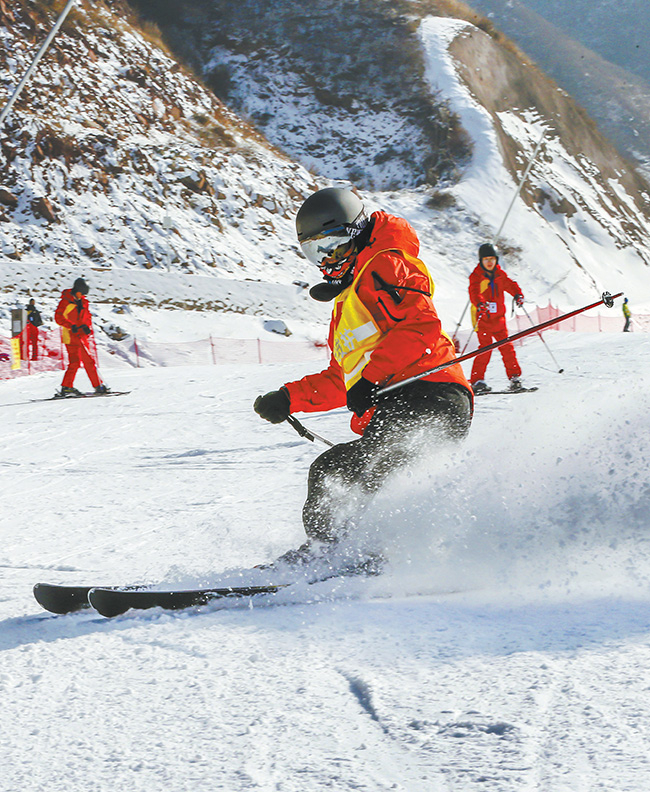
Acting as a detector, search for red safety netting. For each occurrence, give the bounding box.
[1,302,644,381]
[0,328,68,380]
[508,302,627,334]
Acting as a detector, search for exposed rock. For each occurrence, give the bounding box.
[0,188,18,207]
[31,197,58,223]
[179,171,214,195]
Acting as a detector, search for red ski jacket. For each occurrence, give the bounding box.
[284,211,471,434]
[55,289,94,346]
[468,263,522,328]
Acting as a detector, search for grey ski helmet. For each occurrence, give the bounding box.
[296,188,368,280]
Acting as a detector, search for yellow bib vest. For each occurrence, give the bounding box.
[332,249,434,389]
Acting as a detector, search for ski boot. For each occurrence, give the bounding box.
[257,540,328,570]
[94,384,111,395]
[57,386,83,398]
[509,377,524,392]
[472,380,492,395]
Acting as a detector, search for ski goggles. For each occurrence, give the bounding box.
[299,225,356,270]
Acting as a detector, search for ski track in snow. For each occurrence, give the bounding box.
[1,333,650,791]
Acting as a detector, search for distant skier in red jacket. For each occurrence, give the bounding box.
[254,187,473,570]
[469,243,525,394]
[54,278,109,397]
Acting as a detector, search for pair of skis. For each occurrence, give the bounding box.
[33,582,285,618]
[37,390,131,402]
[475,386,538,396]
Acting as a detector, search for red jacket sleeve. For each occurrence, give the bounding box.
[283,354,347,413]
[499,270,522,298]
[468,269,483,306]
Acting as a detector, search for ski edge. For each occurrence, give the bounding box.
[88,583,287,618]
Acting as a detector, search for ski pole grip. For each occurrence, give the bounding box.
[286,415,313,441]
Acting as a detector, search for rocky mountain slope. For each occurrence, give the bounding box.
[0,0,324,325]
[126,1,650,294]
[464,0,650,178]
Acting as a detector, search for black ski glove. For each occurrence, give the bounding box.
[514,293,524,308]
[254,387,291,424]
[80,324,91,335]
[70,325,79,333]
[346,376,379,417]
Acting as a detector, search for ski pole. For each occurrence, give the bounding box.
[285,291,620,447]
[451,299,470,348]
[519,302,564,373]
[286,415,335,447]
[460,325,476,355]
[380,291,621,396]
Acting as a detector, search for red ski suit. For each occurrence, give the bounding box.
[284,211,471,434]
[55,289,102,389]
[468,263,522,382]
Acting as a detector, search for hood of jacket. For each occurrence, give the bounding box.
[356,211,420,267]
[60,288,89,306]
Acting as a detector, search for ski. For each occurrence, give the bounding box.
[32,391,131,402]
[33,581,286,617]
[88,584,286,618]
[475,386,538,396]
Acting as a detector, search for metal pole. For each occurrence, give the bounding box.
[451,299,470,347]
[460,325,476,355]
[380,292,621,396]
[494,128,546,242]
[0,0,78,129]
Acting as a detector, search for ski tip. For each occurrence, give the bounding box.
[33,582,93,614]
[88,587,130,618]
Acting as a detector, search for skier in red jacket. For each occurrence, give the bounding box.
[254,187,473,570]
[54,277,109,397]
[468,243,524,394]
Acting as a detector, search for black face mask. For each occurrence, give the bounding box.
[308,216,376,302]
[309,276,351,302]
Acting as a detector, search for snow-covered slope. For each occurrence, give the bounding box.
[1,331,649,791]
[2,0,650,355]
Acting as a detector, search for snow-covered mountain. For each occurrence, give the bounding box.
[0,0,329,339]
[2,0,650,345]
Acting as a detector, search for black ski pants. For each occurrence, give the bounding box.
[302,381,473,541]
